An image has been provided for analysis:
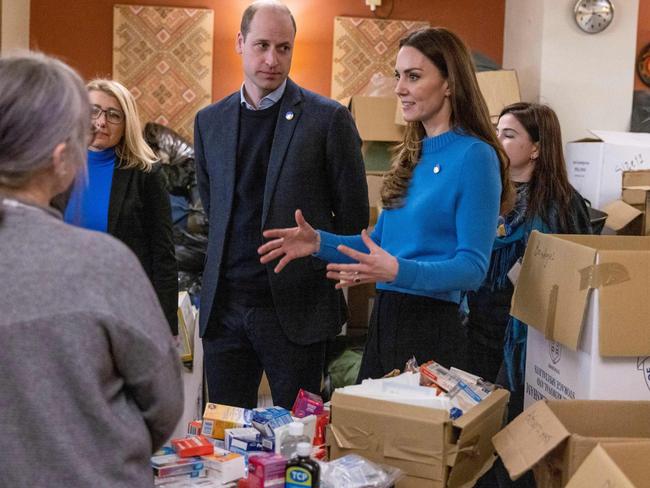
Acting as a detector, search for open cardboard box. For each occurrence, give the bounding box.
[328,388,509,487]
[510,231,650,405]
[347,95,404,142]
[602,169,650,235]
[394,70,520,126]
[493,399,650,487]
[566,130,650,209]
[565,441,650,487]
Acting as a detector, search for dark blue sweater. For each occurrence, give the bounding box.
[219,102,282,303]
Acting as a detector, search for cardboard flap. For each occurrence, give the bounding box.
[603,200,643,231]
[590,130,650,147]
[597,250,650,355]
[350,96,404,142]
[622,186,650,205]
[476,70,521,120]
[565,445,635,488]
[493,401,570,480]
[623,169,650,187]
[510,232,596,350]
[446,390,509,487]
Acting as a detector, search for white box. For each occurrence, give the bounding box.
[524,298,650,408]
[566,130,650,209]
[509,232,650,408]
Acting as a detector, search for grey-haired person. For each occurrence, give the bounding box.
[0,52,183,487]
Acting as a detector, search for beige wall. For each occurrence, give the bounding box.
[503,0,639,145]
[1,0,30,54]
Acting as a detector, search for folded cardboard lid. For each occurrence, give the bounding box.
[494,399,650,481]
[622,187,650,205]
[603,199,643,231]
[623,169,650,187]
[511,232,650,355]
[493,400,571,480]
[476,70,521,121]
[566,442,650,488]
[446,389,509,487]
[510,231,596,350]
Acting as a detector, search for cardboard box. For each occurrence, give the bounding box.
[510,231,650,406]
[493,399,650,487]
[394,69,520,126]
[349,95,404,142]
[328,388,509,487]
[566,130,650,209]
[565,441,650,488]
[602,170,650,235]
[602,199,643,235]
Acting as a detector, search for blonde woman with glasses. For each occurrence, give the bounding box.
[64,79,178,335]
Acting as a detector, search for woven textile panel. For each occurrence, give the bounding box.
[113,5,213,142]
[331,16,428,102]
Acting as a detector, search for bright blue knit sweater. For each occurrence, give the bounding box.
[316,130,501,304]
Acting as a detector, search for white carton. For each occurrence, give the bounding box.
[566,130,650,208]
[509,232,650,408]
[524,300,650,408]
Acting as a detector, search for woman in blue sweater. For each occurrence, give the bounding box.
[259,27,512,379]
[64,79,178,335]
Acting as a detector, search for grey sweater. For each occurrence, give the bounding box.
[0,198,183,487]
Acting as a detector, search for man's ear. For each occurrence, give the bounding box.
[236,32,244,55]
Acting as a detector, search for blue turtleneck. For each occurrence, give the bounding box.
[64,148,116,232]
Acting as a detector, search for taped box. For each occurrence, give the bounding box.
[566,130,650,209]
[327,388,509,487]
[493,399,650,487]
[565,441,650,488]
[602,169,650,235]
[510,231,650,407]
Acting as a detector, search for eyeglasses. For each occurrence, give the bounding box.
[91,105,125,125]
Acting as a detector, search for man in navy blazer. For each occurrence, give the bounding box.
[194,0,368,409]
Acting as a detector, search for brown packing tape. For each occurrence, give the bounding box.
[544,285,559,340]
[328,424,375,451]
[578,262,631,291]
[383,438,445,465]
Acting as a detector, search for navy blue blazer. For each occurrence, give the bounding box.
[194,79,369,344]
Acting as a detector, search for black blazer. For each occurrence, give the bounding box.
[109,164,178,335]
[194,79,369,344]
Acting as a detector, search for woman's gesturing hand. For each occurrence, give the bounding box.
[258,209,319,273]
[327,230,399,288]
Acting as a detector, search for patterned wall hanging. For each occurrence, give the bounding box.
[113,5,213,142]
[331,16,429,102]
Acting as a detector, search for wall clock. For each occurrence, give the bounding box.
[574,0,614,34]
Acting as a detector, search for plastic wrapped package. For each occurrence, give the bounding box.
[143,122,208,300]
[319,454,403,488]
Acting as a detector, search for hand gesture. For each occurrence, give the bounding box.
[258,209,319,273]
[326,230,398,289]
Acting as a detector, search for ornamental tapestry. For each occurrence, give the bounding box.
[113,5,213,142]
[331,16,428,102]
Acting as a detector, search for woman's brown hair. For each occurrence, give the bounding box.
[381,27,513,214]
[500,102,575,232]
